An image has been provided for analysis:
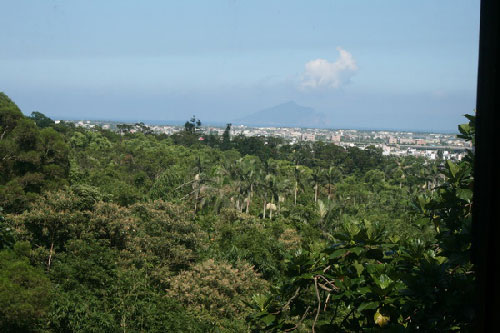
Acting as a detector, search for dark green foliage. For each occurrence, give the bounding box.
[0,93,69,213]
[184,115,201,134]
[127,200,205,281]
[0,242,52,332]
[206,209,288,280]
[248,115,475,332]
[0,207,15,249]
[29,111,55,129]
[48,239,211,332]
[2,93,474,331]
[221,123,232,150]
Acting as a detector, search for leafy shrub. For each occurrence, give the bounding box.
[167,259,268,328]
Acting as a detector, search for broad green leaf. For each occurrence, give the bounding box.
[345,222,361,237]
[358,301,379,312]
[435,256,447,264]
[456,188,473,201]
[464,113,475,122]
[458,123,470,136]
[376,274,393,290]
[261,314,275,326]
[252,294,269,311]
[357,286,371,294]
[446,160,459,178]
[349,247,364,256]
[366,263,385,275]
[329,249,348,259]
[353,261,364,276]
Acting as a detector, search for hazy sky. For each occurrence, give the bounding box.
[1,0,480,131]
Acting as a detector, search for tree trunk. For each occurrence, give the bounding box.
[263,200,266,219]
[194,189,198,213]
[314,184,318,203]
[270,197,273,219]
[246,183,253,213]
[121,310,127,333]
[294,181,298,205]
[47,242,54,271]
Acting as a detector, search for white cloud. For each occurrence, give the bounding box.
[300,47,358,90]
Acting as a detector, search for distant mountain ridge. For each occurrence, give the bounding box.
[234,101,331,128]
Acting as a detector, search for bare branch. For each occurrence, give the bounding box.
[175,179,198,190]
[312,277,321,333]
[324,293,331,311]
[271,287,301,315]
[316,274,339,291]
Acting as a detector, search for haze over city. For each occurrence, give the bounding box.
[1,0,480,131]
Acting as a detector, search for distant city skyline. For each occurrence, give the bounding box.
[1,1,480,132]
[52,113,462,134]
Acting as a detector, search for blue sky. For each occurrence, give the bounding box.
[0,0,480,131]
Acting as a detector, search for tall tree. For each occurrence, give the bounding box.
[221,123,232,150]
[29,111,54,129]
[0,93,69,212]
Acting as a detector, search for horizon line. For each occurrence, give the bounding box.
[48,115,459,134]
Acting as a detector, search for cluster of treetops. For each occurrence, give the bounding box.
[0,92,475,331]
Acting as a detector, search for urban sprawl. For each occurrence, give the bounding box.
[66,120,470,161]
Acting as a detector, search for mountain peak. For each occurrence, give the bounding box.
[234,102,331,128]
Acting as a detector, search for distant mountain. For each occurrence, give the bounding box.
[234,101,331,128]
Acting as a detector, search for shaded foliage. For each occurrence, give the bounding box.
[0,242,52,332]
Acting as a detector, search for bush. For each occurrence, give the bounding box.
[167,259,268,328]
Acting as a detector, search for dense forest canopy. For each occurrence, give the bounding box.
[0,92,475,331]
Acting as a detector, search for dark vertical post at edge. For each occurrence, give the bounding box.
[473,0,499,330]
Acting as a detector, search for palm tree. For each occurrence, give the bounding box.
[238,156,260,214]
[180,155,219,213]
[323,165,342,201]
[311,167,323,203]
[392,157,413,189]
[293,165,311,205]
[275,176,292,214]
[264,173,276,219]
[317,199,332,231]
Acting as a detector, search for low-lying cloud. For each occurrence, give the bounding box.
[300,47,358,90]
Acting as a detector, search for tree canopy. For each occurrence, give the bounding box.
[0,92,475,331]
